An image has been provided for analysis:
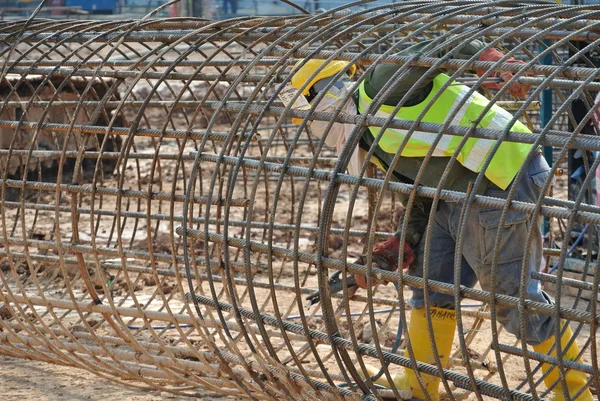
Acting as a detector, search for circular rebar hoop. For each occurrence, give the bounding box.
[0,1,599,400]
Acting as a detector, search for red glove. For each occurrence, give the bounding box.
[354,235,415,289]
[477,48,531,98]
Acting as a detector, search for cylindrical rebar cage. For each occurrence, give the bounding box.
[0,1,599,400]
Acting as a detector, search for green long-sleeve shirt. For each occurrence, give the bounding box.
[360,37,490,246]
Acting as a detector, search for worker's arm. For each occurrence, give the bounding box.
[395,192,433,248]
[353,193,429,289]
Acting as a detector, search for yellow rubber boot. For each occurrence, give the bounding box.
[402,307,456,401]
[532,323,593,401]
[360,307,456,401]
[360,364,411,391]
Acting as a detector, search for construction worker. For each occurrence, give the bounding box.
[290,38,593,401]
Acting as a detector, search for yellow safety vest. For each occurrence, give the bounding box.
[357,73,533,190]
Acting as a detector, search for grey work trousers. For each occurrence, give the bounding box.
[408,153,554,346]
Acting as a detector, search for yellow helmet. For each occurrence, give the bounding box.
[290,59,357,96]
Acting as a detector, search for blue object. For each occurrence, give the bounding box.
[540,39,553,236]
[66,0,118,14]
[571,165,586,182]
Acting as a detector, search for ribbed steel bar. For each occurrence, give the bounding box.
[6,22,600,44]
[0,1,599,401]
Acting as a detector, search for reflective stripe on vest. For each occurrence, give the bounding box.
[357,73,533,190]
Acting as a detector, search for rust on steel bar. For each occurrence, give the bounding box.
[1,1,599,400]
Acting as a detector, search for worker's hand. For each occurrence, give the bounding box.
[477,48,531,98]
[353,236,415,289]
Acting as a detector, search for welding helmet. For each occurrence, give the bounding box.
[290,59,356,124]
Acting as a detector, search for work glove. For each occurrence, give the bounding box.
[477,48,531,98]
[353,235,415,289]
[304,235,415,307]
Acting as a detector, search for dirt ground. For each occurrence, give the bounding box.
[0,355,241,401]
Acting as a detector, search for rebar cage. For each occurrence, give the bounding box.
[0,1,599,400]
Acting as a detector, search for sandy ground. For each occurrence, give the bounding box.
[0,355,241,401]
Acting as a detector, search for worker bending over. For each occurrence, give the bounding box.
[290,38,593,401]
